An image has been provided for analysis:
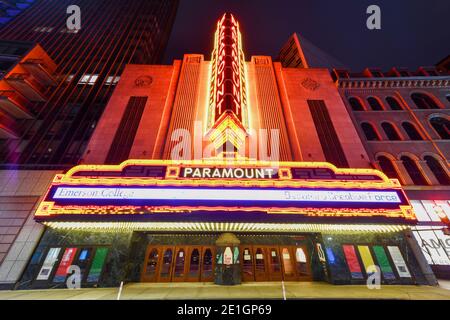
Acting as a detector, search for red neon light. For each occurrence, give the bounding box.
[207,13,248,150]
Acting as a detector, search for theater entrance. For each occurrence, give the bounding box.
[240,245,312,282]
[141,245,215,282]
[141,244,312,283]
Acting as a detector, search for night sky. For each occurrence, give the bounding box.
[163,0,450,71]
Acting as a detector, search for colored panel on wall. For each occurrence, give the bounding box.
[357,245,376,275]
[342,245,363,279]
[325,247,335,264]
[87,247,109,283]
[372,246,395,280]
[53,247,77,282]
[36,247,61,281]
[387,246,411,278]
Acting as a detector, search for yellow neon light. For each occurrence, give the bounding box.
[43,221,411,233]
[63,158,394,182]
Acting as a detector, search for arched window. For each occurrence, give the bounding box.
[349,97,364,111]
[411,93,440,109]
[377,156,401,181]
[361,123,380,141]
[367,97,384,110]
[429,117,450,139]
[401,122,423,140]
[424,156,450,185]
[385,97,403,110]
[381,122,401,140]
[400,156,428,185]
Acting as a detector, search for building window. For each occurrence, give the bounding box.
[307,100,349,168]
[400,156,428,185]
[429,117,450,139]
[367,97,384,111]
[424,156,450,185]
[381,122,401,140]
[411,93,440,109]
[377,156,401,181]
[105,76,120,85]
[348,97,364,111]
[78,74,99,85]
[361,123,380,141]
[385,97,403,110]
[401,122,423,140]
[33,26,54,33]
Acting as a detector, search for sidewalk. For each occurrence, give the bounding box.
[1,282,450,300]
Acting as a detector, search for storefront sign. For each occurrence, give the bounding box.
[357,245,376,275]
[387,246,411,278]
[413,230,450,266]
[51,186,402,204]
[181,167,277,179]
[372,246,395,280]
[343,245,363,279]
[53,248,77,282]
[87,247,108,283]
[36,248,61,281]
[223,247,233,265]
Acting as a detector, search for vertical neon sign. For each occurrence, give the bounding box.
[207,13,249,151]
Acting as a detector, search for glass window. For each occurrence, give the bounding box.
[377,155,401,181]
[385,97,403,110]
[160,249,173,278]
[401,122,423,140]
[269,248,281,272]
[174,249,186,278]
[411,93,440,109]
[361,122,380,141]
[202,249,213,278]
[295,247,308,276]
[189,249,200,277]
[430,117,450,139]
[281,248,294,276]
[401,156,428,185]
[381,122,401,140]
[424,156,450,185]
[145,248,159,276]
[349,97,364,111]
[367,97,384,110]
[255,248,265,273]
[242,248,253,276]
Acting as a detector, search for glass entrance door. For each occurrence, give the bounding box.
[254,247,269,281]
[141,246,161,282]
[186,247,201,282]
[280,247,296,281]
[172,247,187,282]
[267,247,282,281]
[294,246,312,280]
[241,246,255,281]
[158,246,174,282]
[200,247,215,282]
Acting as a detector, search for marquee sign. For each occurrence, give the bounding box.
[35,159,416,222]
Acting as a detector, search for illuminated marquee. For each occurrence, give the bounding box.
[206,13,249,151]
[35,159,416,222]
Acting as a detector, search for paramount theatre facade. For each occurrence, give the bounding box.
[18,14,439,288]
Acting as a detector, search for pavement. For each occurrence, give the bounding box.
[1,281,450,300]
